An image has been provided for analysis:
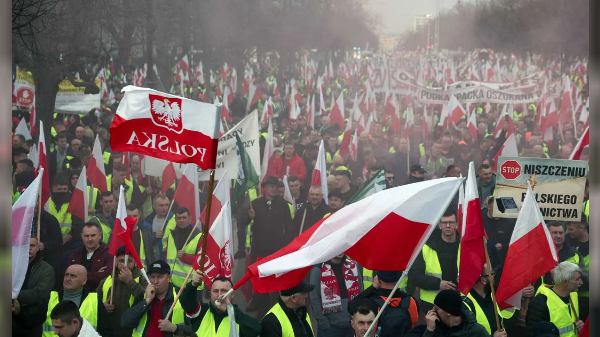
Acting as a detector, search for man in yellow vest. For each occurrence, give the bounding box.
[89,191,116,244]
[409,209,460,317]
[261,281,315,337]
[127,204,156,267]
[141,194,176,262]
[526,262,585,337]
[461,264,513,336]
[180,269,262,336]
[50,300,100,337]
[47,175,74,242]
[42,264,97,336]
[97,246,148,337]
[121,260,194,336]
[163,207,202,289]
[540,222,588,289]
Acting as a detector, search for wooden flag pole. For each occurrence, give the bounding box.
[298,208,308,235]
[165,170,216,320]
[181,219,202,252]
[36,169,43,241]
[483,237,502,332]
[109,255,117,304]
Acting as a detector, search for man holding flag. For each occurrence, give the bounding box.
[179,269,262,337]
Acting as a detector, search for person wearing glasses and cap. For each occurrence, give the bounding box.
[261,281,315,337]
[121,260,193,337]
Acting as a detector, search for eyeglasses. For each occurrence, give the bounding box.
[439,221,457,226]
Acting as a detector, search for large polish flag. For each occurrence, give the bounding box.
[200,171,230,228]
[195,200,234,288]
[458,162,487,295]
[172,163,201,224]
[110,86,221,170]
[88,135,107,192]
[234,178,463,293]
[466,111,478,140]
[12,169,43,298]
[329,92,345,131]
[496,183,558,309]
[161,162,177,194]
[67,166,89,223]
[246,82,265,113]
[311,140,329,204]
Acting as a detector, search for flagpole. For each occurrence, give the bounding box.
[298,208,308,235]
[160,200,176,233]
[165,169,216,320]
[36,168,43,241]
[483,237,502,332]
[109,255,117,304]
[180,219,202,253]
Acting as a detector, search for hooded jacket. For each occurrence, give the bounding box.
[404,309,489,337]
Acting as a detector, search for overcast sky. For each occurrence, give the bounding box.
[366,0,460,35]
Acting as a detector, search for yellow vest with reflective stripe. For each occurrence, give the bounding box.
[102,151,111,165]
[245,189,259,249]
[583,200,589,222]
[419,143,425,157]
[197,309,240,337]
[265,302,313,337]
[89,215,112,244]
[42,291,98,336]
[537,286,579,337]
[48,199,72,238]
[462,292,514,335]
[164,230,203,289]
[132,288,186,337]
[106,175,135,204]
[87,186,98,209]
[362,268,408,290]
[420,243,460,303]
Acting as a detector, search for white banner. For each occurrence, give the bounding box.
[417,84,544,104]
[55,79,102,114]
[144,109,260,181]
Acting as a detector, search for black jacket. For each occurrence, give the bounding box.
[121,283,194,337]
[33,210,63,270]
[12,294,49,337]
[261,298,313,337]
[404,309,489,337]
[409,232,461,291]
[179,282,262,336]
[481,210,516,261]
[240,196,294,258]
[293,201,331,234]
[393,151,420,187]
[526,289,573,336]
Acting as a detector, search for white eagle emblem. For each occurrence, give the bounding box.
[151,98,183,132]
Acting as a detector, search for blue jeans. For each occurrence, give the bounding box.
[318,325,355,337]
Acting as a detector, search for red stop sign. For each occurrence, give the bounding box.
[16,87,34,108]
[500,160,521,180]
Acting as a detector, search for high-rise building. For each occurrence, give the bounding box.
[413,14,432,32]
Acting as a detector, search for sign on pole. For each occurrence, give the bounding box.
[493,157,587,221]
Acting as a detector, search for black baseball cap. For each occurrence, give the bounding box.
[280,281,315,296]
[148,260,170,275]
[410,164,427,173]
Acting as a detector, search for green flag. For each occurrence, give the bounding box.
[346,168,386,205]
[232,133,259,203]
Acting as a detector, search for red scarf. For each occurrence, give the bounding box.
[320,258,361,314]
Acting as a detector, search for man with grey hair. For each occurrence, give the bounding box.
[526,261,585,336]
[294,185,330,234]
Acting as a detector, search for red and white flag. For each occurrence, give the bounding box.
[172,163,201,224]
[457,181,464,235]
[67,166,89,222]
[272,77,279,96]
[559,75,574,124]
[496,183,558,309]
[161,162,177,194]
[88,135,107,192]
[569,126,589,160]
[308,95,315,129]
[37,121,50,206]
[578,100,589,129]
[230,68,237,94]
[444,95,466,127]
[261,118,274,180]
[493,104,515,138]
[247,82,264,113]
[109,86,221,170]
[15,118,32,141]
[235,178,462,293]
[194,61,205,85]
[117,216,151,284]
[329,92,345,131]
[458,162,487,295]
[221,86,233,121]
[311,140,329,204]
[283,174,296,214]
[349,128,358,162]
[319,88,327,116]
[492,133,519,172]
[200,171,230,228]
[28,106,36,137]
[467,111,478,140]
[108,186,133,255]
[194,200,234,288]
[12,169,43,299]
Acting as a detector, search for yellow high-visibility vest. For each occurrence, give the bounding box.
[265,302,313,337]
